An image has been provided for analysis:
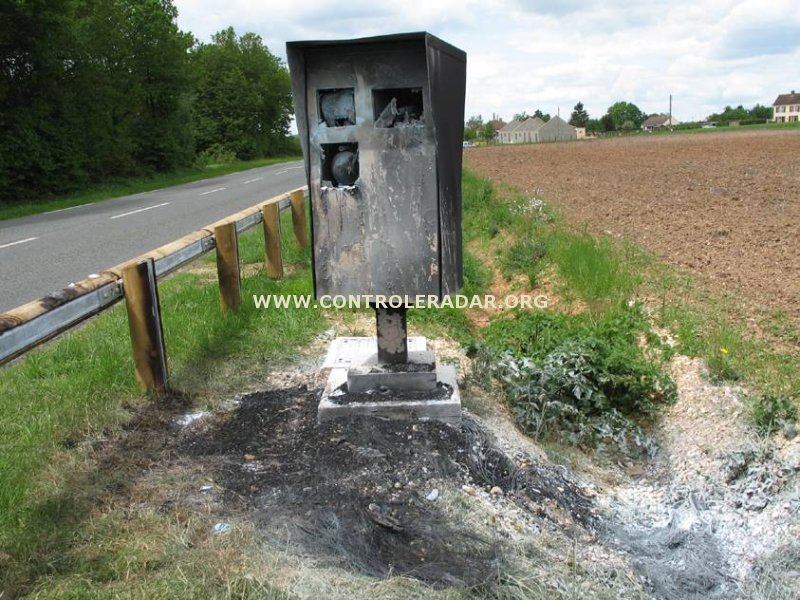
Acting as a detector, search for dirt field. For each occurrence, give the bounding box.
[466,130,800,323]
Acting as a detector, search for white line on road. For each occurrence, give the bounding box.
[200,187,227,196]
[243,177,264,184]
[0,236,38,250]
[275,166,303,175]
[110,202,170,220]
[44,205,81,215]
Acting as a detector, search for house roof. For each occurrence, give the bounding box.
[538,115,575,133]
[499,120,523,133]
[518,117,545,131]
[773,92,800,106]
[643,115,670,128]
[490,119,506,130]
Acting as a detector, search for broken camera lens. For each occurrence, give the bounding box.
[373,87,423,128]
[321,143,359,187]
[319,88,356,127]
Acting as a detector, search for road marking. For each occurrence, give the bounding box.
[275,166,304,175]
[200,187,227,196]
[0,236,38,249]
[44,205,81,215]
[110,202,170,220]
[243,177,264,184]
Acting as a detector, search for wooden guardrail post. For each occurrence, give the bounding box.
[214,222,241,312]
[289,189,308,248]
[261,203,283,278]
[122,259,168,392]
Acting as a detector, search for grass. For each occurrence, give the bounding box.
[457,168,798,440]
[0,205,326,595]
[593,120,800,140]
[0,156,301,221]
[2,168,798,597]
[662,120,800,135]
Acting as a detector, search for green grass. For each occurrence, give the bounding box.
[544,229,639,308]
[464,170,798,438]
[655,278,800,404]
[0,206,324,577]
[604,120,800,140]
[0,156,301,221]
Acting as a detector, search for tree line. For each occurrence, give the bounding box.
[466,99,775,140]
[0,0,295,204]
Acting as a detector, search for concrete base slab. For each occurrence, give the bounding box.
[322,336,427,369]
[319,364,461,424]
[347,350,437,393]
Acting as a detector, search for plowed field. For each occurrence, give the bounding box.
[466,130,800,323]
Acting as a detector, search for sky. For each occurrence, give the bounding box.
[173,0,800,123]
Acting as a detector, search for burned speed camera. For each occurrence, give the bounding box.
[287,32,466,299]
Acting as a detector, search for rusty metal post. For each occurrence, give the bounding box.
[122,259,168,392]
[289,189,308,248]
[375,306,408,364]
[214,222,241,312]
[261,203,283,279]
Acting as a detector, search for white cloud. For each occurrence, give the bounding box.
[174,0,800,122]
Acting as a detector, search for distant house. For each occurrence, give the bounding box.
[772,91,800,122]
[537,115,577,142]
[490,118,507,137]
[642,115,680,131]
[498,117,545,144]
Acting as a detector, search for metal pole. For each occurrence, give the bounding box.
[122,259,168,392]
[214,222,241,312]
[261,203,284,279]
[669,94,672,128]
[375,306,408,364]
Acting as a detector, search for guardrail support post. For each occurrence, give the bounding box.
[289,189,308,248]
[214,222,241,312]
[261,203,283,279]
[122,259,168,392]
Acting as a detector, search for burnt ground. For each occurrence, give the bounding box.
[179,385,594,589]
[7,353,794,598]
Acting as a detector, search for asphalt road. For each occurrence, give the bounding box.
[0,161,306,312]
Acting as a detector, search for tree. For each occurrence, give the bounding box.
[512,111,529,121]
[600,114,615,132]
[464,115,484,140]
[466,115,484,130]
[605,101,646,131]
[569,102,589,127]
[191,28,293,160]
[585,118,603,133]
[749,104,772,120]
[707,103,771,122]
[533,109,551,122]
[479,121,496,142]
[0,0,195,202]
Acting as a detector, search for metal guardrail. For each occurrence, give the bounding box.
[0,189,305,370]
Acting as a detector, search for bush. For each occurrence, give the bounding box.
[749,394,798,433]
[194,144,238,167]
[499,238,547,286]
[484,304,676,456]
[494,338,674,455]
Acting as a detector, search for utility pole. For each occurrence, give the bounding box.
[669,94,672,128]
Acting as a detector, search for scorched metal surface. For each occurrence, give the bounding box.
[287,32,466,299]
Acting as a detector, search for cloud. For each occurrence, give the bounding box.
[173,0,798,122]
[719,21,800,59]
